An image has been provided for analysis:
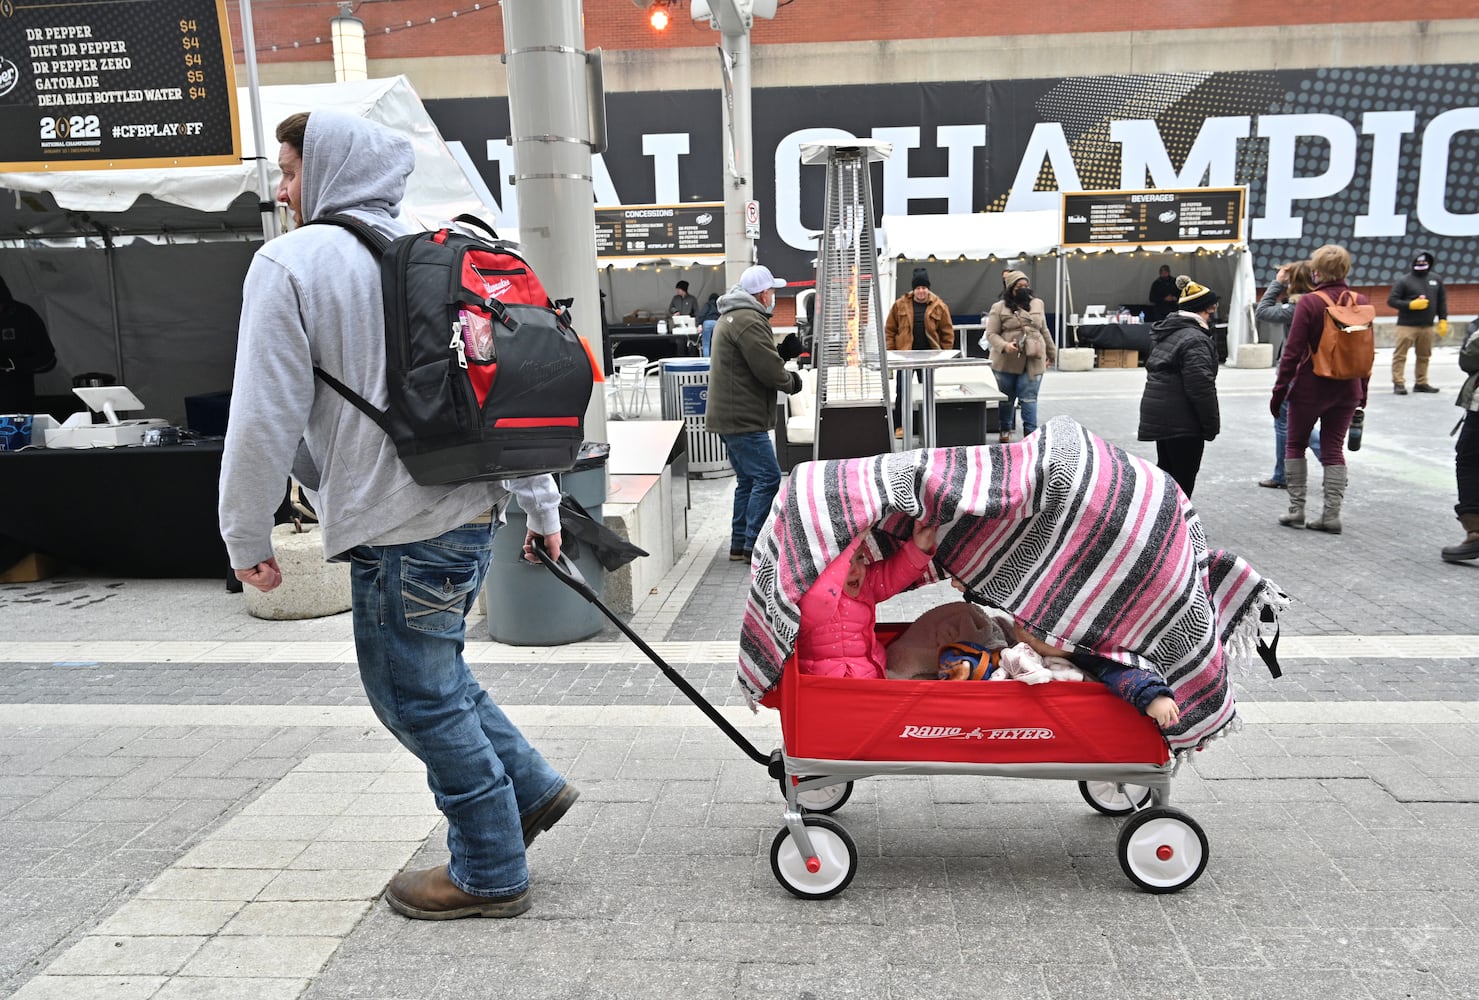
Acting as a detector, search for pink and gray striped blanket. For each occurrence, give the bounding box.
[738,416,1286,755]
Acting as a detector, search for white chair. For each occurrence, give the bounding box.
[610,354,658,419]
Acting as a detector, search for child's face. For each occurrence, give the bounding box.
[844,548,868,595]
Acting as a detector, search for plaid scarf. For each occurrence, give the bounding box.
[738,416,1286,755]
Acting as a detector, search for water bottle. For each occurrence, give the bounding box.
[1347,409,1364,452]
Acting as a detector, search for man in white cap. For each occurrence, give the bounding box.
[705,265,803,562]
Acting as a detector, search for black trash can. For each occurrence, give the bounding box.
[485,442,609,645]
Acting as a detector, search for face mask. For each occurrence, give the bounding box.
[1413,260,1430,272]
[1013,287,1033,305]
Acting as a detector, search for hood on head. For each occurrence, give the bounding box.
[1412,252,1434,273]
[0,275,11,306]
[300,112,414,224]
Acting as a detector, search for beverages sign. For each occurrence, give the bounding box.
[1061,188,1246,248]
[0,0,240,171]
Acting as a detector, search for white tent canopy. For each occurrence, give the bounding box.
[0,77,495,424]
[879,211,1255,357]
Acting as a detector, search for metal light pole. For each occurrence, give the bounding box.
[236,0,279,243]
[501,0,608,435]
[696,0,771,287]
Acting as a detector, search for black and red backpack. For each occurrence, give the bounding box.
[311,214,599,485]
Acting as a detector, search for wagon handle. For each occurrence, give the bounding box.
[533,541,774,768]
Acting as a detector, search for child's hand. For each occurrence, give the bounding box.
[1146,696,1180,729]
[913,522,937,553]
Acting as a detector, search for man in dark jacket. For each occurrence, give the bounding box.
[706,264,802,561]
[1387,251,1447,394]
[0,276,56,412]
[667,280,698,324]
[1138,276,1220,498]
[1147,265,1179,322]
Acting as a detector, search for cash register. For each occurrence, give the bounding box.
[43,386,169,449]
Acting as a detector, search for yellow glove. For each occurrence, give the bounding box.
[1438,319,1449,336]
[1409,296,1429,310]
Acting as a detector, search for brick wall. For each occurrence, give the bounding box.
[236,1,1464,65]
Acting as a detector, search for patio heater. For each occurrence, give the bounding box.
[801,140,894,461]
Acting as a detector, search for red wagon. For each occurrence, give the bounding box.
[540,552,1212,900]
[759,624,1204,899]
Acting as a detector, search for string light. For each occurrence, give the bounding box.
[242,2,492,56]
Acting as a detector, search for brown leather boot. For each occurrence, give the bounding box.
[1441,513,1479,563]
[385,865,531,920]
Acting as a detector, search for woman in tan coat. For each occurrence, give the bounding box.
[986,270,1055,443]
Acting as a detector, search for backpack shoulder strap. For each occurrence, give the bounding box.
[307,214,392,257]
[312,365,394,437]
[300,217,398,436]
[1311,289,1335,309]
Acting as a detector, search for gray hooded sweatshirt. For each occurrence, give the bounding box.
[218,112,558,570]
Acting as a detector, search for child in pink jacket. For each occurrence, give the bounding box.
[796,522,937,679]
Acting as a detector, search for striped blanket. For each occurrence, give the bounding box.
[738,416,1286,755]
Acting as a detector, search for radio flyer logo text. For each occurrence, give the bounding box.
[898,725,1054,741]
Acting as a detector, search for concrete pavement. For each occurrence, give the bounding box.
[2,347,1477,999]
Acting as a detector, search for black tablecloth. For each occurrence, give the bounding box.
[0,440,230,578]
[609,324,697,363]
[1074,322,1154,353]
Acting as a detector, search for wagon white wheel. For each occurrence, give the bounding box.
[1078,780,1154,816]
[779,776,854,815]
[1117,806,1209,894]
[770,816,857,900]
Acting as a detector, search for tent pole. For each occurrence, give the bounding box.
[100,229,124,382]
[237,0,280,243]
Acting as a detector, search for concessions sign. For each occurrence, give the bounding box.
[0,0,240,171]
[595,202,724,261]
[1061,188,1246,248]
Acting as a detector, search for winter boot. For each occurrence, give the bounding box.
[1441,513,1479,563]
[1306,465,1348,534]
[1277,458,1308,528]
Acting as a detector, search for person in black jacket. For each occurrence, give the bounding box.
[1387,251,1447,394]
[1147,265,1179,322]
[1138,276,1220,498]
[0,276,56,412]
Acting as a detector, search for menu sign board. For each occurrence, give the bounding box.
[596,202,725,260]
[0,0,240,171]
[1060,188,1246,248]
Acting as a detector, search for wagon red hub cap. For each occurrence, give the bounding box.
[1156,844,1174,861]
[805,857,821,873]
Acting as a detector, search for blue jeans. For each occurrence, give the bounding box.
[1271,399,1321,483]
[700,319,717,357]
[349,522,565,898]
[719,430,782,552]
[992,370,1043,435]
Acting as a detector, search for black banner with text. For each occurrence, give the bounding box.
[426,63,1479,285]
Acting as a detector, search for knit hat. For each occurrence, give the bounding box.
[911,267,931,289]
[675,280,690,291]
[1002,269,1028,290]
[1175,275,1218,313]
